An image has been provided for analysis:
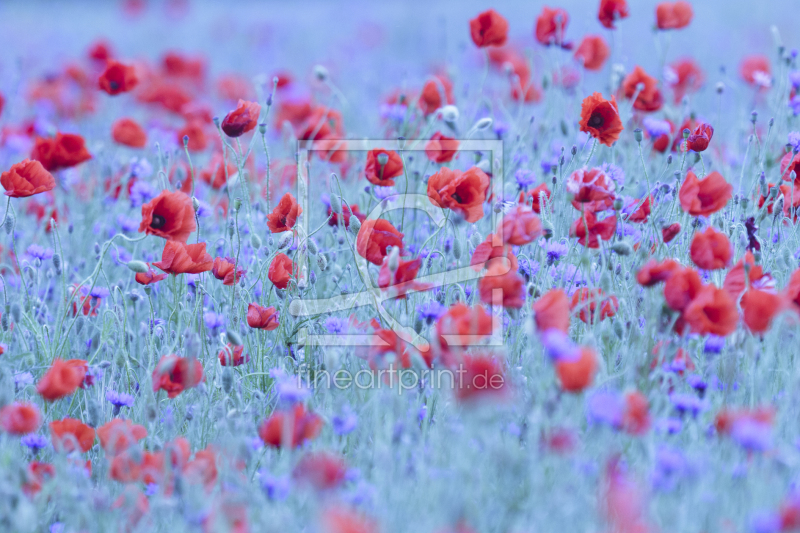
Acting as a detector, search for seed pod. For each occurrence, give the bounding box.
[633,128,643,143]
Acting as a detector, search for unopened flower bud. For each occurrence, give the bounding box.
[221,367,233,394]
[348,216,362,234]
[613,198,624,211]
[127,260,149,273]
[192,196,200,212]
[474,117,493,130]
[440,105,459,123]
[226,330,243,346]
[307,239,318,255]
[633,128,643,143]
[278,231,293,249]
[250,234,262,249]
[313,65,328,81]
[611,241,632,256]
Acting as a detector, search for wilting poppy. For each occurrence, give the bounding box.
[152,354,204,399]
[50,418,95,453]
[212,257,246,286]
[378,258,431,299]
[684,123,713,152]
[556,347,597,392]
[663,267,703,312]
[259,404,323,449]
[98,61,139,95]
[498,205,542,245]
[470,233,518,272]
[533,289,571,333]
[267,193,302,233]
[139,190,196,243]
[221,99,261,137]
[153,241,213,275]
[418,75,454,116]
[535,7,569,47]
[741,290,785,334]
[218,344,249,367]
[268,253,294,289]
[679,171,732,216]
[656,1,693,30]
[690,227,731,270]
[425,132,460,163]
[469,9,509,48]
[436,303,494,349]
[36,359,88,402]
[112,118,147,148]
[683,285,738,336]
[293,451,348,490]
[97,419,147,456]
[177,121,208,152]
[31,133,92,171]
[356,218,404,266]
[1,159,55,198]
[247,303,280,330]
[135,264,168,285]
[666,58,704,103]
[0,402,41,435]
[455,354,509,402]
[579,93,623,146]
[427,166,490,223]
[740,55,771,88]
[479,262,525,309]
[636,259,681,287]
[662,222,681,243]
[365,149,403,186]
[574,35,609,71]
[571,288,619,324]
[621,66,663,112]
[598,0,629,29]
[569,210,617,248]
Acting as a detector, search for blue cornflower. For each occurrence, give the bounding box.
[106,390,135,415]
[332,405,358,436]
[26,244,54,261]
[515,169,536,190]
[324,317,349,334]
[788,131,800,152]
[417,301,446,324]
[204,312,226,330]
[642,117,672,139]
[129,180,157,207]
[21,434,48,453]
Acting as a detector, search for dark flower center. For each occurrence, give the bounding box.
[451,192,463,203]
[109,81,119,91]
[151,214,167,229]
[588,113,604,128]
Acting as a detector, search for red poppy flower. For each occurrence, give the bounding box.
[579,93,623,147]
[136,81,193,114]
[684,123,713,152]
[436,303,494,349]
[666,58,704,103]
[656,1,693,30]
[418,75,454,116]
[323,508,378,533]
[511,83,543,104]
[479,263,525,309]
[356,219,404,266]
[425,132,460,163]
[267,193,302,233]
[247,303,280,330]
[498,205,542,245]
[741,290,785,334]
[519,182,552,213]
[36,359,88,402]
[574,35,610,71]
[622,391,651,435]
[293,451,347,490]
[50,418,95,453]
[259,404,323,449]
[715,407,775,435]
[328,203,366,228]
[533,289,571,333]
[626,196,651,223]
[556,347,597,392]
[469,9,509,48]
[31,133,92,171]
[569,210,617,248]
[0,402,41,435]
[662,222,681,243]
[153,241,213,275]
[152,354,204,399]
[218,344,249,367]
[177,121,208,152]
[98,61,139,95]
[535,7,569,47]
[724,252,774,298]
[571,288,618,324]
[97,419,147,456]
[111,118,147,148]
[365,149,403,186]
[454,354,509,402]
[663,267,703,312]
[636,259,681,287]
[598,0,629,29]
[621,66,663,112]
[427,167,490,223]
[683,285,738,336]
[378,258,431,299]
[200,153,237,189]
[779,152,800,184]
[679,170,732,217]
[135,264,168,285]
[212,257,245,286]
[268,253,294,289]
[470,233,519,272]
[139,190,196,243]
[0,92,4,116]
[690,227,731,270]
[221,99,261,138]
[1,159,55,198]
[23,461,55,496]
[740,55,771,88]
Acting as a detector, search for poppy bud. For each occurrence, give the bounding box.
[348,216,361,234]
[313,65,328,81]
[1,313,8,331]
[613,198,624,211]
[611,241,632,256]
[94,243,101,255]
[250,234,262,249]
[317,254,328,271]
[599,271,612,291]
[716,82,725,94]
[633,128,643,143]
[475,117,493,130]
[469,231,483,249]
[769,117,775,127]
[571,145,578,156]
[4,213,14,234]
[542,219,555,239]
[226,330,243,346]
[221,367,233,394]
[666,154,673,165]
[10,303,20,324]
[307,239,318,255]
[53,254,62,274]
[751,111,758,124]
[440,105,459,123]
[452,235,462,259]
[278,231,293,249]
[330,200,342,215]
[740,197,749,210]
[183,135,190,146]
[126,260,149,273]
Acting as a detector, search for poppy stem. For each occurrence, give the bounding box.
[584,139,597,166]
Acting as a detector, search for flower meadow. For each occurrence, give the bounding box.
[3,0,800,531]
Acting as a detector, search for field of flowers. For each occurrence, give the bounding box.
[2,0,800,531]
